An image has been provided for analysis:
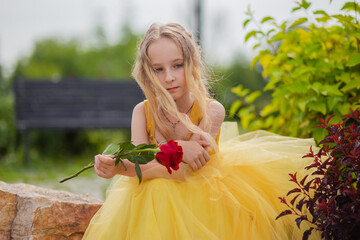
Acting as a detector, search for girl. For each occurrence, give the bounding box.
[83,23,320,239]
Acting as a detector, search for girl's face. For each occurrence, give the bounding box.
[147,37,188,101]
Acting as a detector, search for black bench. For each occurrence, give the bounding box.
[14,79,145,165]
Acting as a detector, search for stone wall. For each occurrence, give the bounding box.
[0,181,103,239]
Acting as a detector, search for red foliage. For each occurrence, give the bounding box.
[276,107,360,240]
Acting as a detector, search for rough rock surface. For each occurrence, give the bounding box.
[0,181,103,239]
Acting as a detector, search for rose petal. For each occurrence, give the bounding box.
[156,140,183,174]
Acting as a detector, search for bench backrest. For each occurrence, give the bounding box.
[14,79,145,130]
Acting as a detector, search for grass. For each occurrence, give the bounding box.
[0,150,109,200]
[0,129,132,200]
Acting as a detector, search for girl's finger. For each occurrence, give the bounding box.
[194,160,202,170]
[190,161,198,171]
[94,164,105,178]
[203,150,210,162]
[97,163,112,173]
[198,140,210,148]
[199,154,207,166]
[99,155,115,166]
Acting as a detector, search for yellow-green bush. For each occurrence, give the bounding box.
[231,0,360,142]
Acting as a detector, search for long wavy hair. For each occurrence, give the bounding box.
[132,23,216,148]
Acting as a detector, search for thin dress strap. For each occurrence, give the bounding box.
[143,100,156,144]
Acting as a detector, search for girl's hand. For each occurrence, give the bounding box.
[177,140,210,171]
[94,154,122,179]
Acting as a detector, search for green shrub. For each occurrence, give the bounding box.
[231,0,360,142]
[0,78,16,157]
[211,60,269,121]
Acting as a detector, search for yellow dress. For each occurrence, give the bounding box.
[83,101,321,240]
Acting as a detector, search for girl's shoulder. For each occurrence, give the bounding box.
[205,100,226,126]
[207,99,225,115]
[132,101,146,117]
[133,100,148,110]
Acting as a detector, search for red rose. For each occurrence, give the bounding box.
[155,140,183,174]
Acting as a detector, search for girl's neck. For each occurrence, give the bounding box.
[175,92,194,113]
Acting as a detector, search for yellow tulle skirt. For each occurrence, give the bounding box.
[83,129,321,240]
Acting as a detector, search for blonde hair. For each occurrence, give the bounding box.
[132,23,216,148]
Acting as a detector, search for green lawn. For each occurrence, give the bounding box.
[0,129,132,200]
[0,151,109,200]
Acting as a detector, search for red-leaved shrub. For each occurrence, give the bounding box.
[277,107,360,240]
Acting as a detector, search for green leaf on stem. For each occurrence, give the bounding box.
[266,29,276,37]
[341,80,360,92]
[292,6,302,12]
[118,141,135,155]
[115,155,127,171]
[229,100,242,117]
[115,154,121,165]
[120,159,127,170]
[289,17,308,29]
[134,143,149,150]
[261,16,274,24]
[313,10,329,16]
[245,30,258,43]
[123,146,136,155]
[135,162,142,184]
[103,143,120,155]
[252,43,261,50]
[243,19,251,28]
[137,155,151,164]
[341,2,360,13]
[347,53,360,67]
[307,101,327,115]
[246,91,261,103]
[139,151,156,162]
[302,0,311,9]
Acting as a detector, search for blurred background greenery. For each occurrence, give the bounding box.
[0,0,359,200]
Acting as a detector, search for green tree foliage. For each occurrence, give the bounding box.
[211,58,269,122]
[0,76,16,158]
[1,25,139,162]
[231,0,360,142]
[12,25,138,80]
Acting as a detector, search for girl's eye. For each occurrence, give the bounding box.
[154,68,163,73]
[174,64,183,68]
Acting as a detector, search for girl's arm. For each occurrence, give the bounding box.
[177,100,225,170]
[189,100,225,141]
[94,102,158,179]
[206,100,226,140]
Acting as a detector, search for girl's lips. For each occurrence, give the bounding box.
[167,87,178,92]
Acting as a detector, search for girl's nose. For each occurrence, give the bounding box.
[165,70,175,82]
